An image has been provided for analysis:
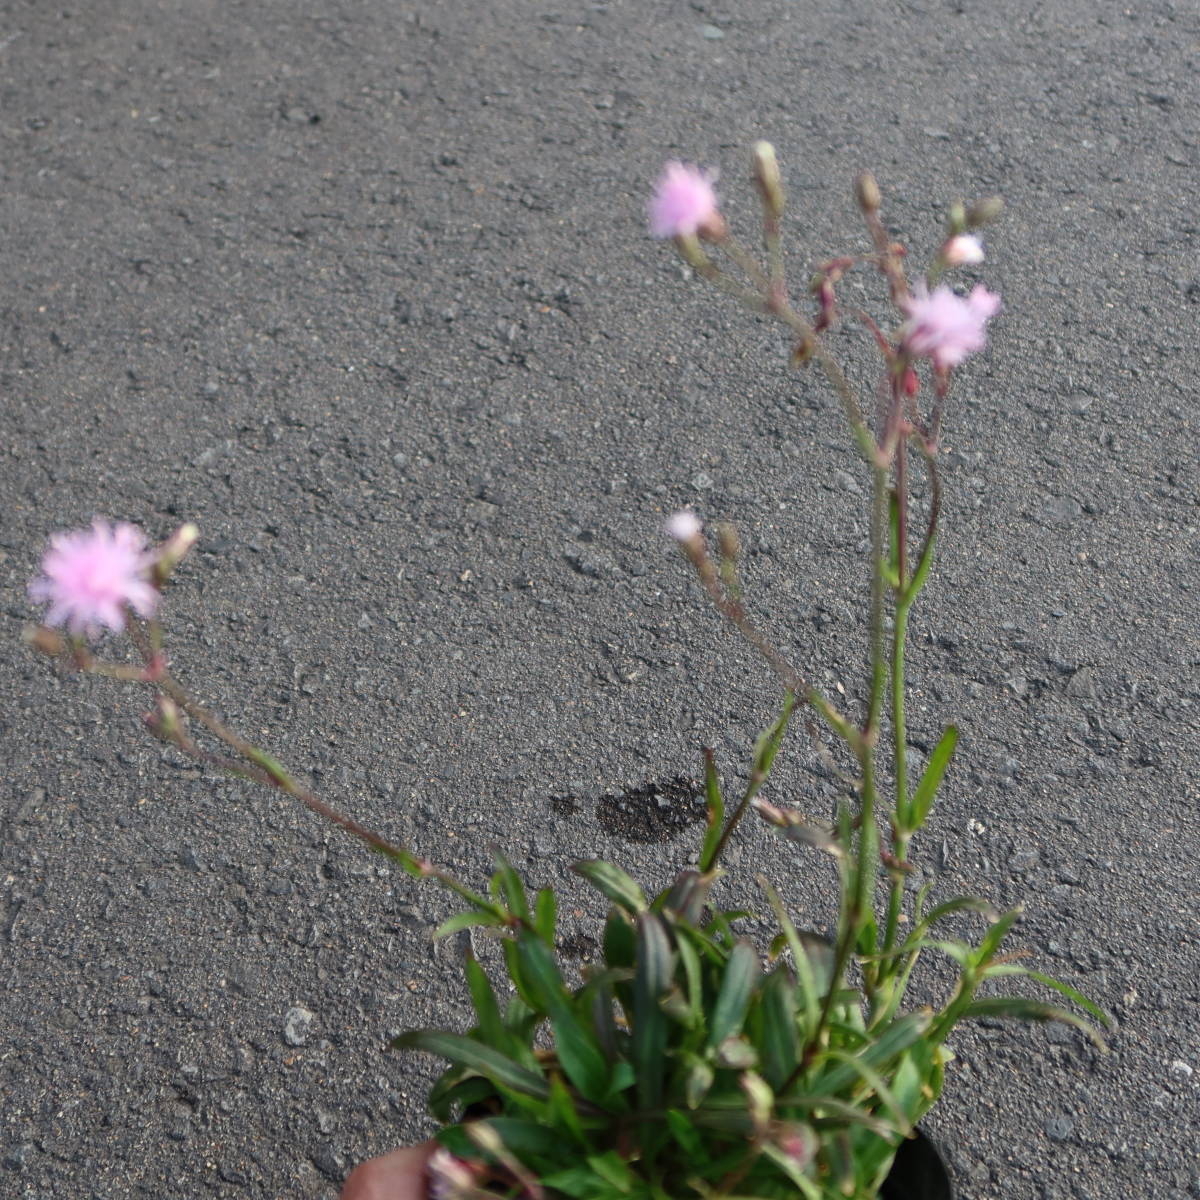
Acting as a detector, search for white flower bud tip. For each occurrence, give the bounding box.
[942,234,984,266]
[665,510,702,541]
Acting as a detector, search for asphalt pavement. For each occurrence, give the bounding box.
[2,2,1198,1197]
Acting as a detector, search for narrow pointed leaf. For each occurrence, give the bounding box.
[533,887,557,944]
[633,913,674,1110]
[432,909,507,941]
[573,860,648,914]
[464,954,504,1046]
[515,934,609,1101]
[1021,969,1109,1024]
[908,725,958,828]
[699,748,726,872]
[962,996,1106,1048]
[707,940,761,1049]
[490,852,530,921]
[602,907,636,970]
[758,966,800,1090]
[393,1029,549,1099]
[816,1012,932,1095]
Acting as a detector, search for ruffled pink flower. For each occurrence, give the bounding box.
[29,520,159,639]
[648,161,720,239]
[899,283,1001,371]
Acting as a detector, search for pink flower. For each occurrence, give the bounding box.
[899,282,1001,371]
[648,161,720,239]
[29,520,159,638]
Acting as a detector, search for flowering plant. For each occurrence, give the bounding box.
[25,144,1103,1200]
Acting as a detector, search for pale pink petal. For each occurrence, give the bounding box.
[649,161,719,239]
[29,519,159,640]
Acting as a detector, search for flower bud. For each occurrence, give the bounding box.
[854,171,881,215]
[153,522,199,586]
[774,1122,817,1166]
[665,510,703,543]
[144,696,183,742]
[752,141,785,221]
[674,233,713,271]
[966,195,1004,227]
[740,1071,774,1133]
[23,624,66,657]
[716,522,740,562]
[947,200,967,235]
[941,234,984,267]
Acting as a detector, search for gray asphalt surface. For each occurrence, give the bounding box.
[2,2,1198,1197]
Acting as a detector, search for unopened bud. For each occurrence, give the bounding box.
[902,366,920,398]
[144,696,183,742]
[966,195,1004,227]
[675,233,713,271]
[752,141,785,221]
[941,234,984,267]
[791,334,815,367]
[24,624,66,657]
[740,1071,774,1133]
[947,200,967,235]
[774,1122,817,1166]
[854,171,881,215]
[716,522,740,562]
[153,522,199,586]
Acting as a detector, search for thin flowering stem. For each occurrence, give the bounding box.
[719,233,772,296]
[675,244,771,311]
[678,535,861,753]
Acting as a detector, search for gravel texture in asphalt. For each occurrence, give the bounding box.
[2,2,1198,1198]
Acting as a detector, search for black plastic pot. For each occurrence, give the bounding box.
[879,1128,954,1200]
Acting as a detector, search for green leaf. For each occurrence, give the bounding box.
[587,1151,635,1192]
[573,860,648,914]
[633,913,674,1110]
[432,909,507,940]
[547,1073,587,1146]
[814,1011,932,1096]
[753,692,795,778]
[707,940,761,1049]
[428,1073,496,1123]
[905,895,997,948]
[475,1116,567,1158]
[490,852,530,921]
[975,905,1022,964]
[758,966,800,1090]
[761,881,821,1036]
[675,927,705,1030]
[823,1048,912,1134]
[666,1108,705,1158]
[907,725,958,829]
[393,1029,549,1099]
[464,954,504,1047]
[657,869,712,925]
[1021,969,1109,1024]
[533,887,558,944]
[515,933,610,1101]
[962,996,1107,1048]
[603,908,637,970]
[591,982,620,1063]
[699,748,726,872]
